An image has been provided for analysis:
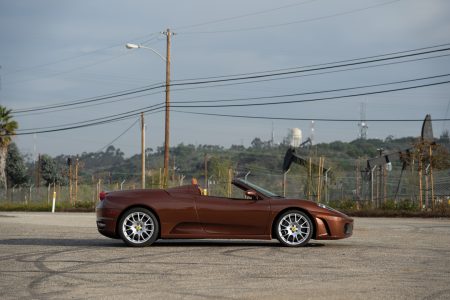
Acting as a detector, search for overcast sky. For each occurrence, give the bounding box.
[1,0,449,158]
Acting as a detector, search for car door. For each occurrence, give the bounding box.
[195,194,271,236]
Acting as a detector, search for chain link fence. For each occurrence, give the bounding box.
[1,167,449,212]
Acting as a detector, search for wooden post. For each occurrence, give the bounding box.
[282,170,289,197]
[317,157,323,203]
[159,168,162,189]
[204,154,208,191]
[68,160,73,206]
[163,28,173,188]
[75,157,79,204]
[141,113,146,189]
[227,168,232,197]
[425,169,429,209]
[356,158,360,204]
[418,150,423,210]
[429,145,435,210]
[384,163,387,205]
[308,157,312,200]
[376,166,380,208]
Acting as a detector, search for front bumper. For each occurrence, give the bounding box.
[314,215,353,240]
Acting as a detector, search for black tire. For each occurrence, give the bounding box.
[274,210,313,247]
[118,207,159,247]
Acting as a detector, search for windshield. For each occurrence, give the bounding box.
[234,179,282,198]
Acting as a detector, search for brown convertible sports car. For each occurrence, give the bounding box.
[96,178,353,247]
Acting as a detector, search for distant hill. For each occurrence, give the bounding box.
[34,133,448,187]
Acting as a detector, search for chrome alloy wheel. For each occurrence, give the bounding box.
[277,212,311,246]
[122,211,155,244]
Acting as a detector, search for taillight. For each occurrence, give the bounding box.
[99,191,107,201]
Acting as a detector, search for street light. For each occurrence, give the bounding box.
[126,29,173,188]
[125,43,166,61]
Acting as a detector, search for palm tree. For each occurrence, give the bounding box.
[0,106,18,191]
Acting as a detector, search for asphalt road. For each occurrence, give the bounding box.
[0,212,449,300]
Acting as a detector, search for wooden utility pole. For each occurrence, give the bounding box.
[425,167,429,208]
[204,154,208,191]
[418,150,423,209]
[317,157,324,203]
[227,168,232,197]
[75,157,79,204]
[376,148,383,208]
[163,28,174,188]
[67,158,73,205]
[308,157,312,200]
[383,164,387,205]
[429,145,435,210]
[141,113,146,189]
[375,167,380,208]
[355,159,360,202]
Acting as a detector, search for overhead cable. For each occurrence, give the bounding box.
[172,110,450,122]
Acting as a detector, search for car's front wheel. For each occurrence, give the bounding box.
[118,207,159,247]
[275,210,313,247]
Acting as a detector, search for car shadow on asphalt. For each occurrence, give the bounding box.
[153,240,326,247]
[0,238,326,248]
[0,238,123,247]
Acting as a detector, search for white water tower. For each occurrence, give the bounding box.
[290,128,302,147]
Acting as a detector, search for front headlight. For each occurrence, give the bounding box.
[317,203,329,209]
[317,203,338,212]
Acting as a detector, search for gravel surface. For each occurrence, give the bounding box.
[0,212,449,299]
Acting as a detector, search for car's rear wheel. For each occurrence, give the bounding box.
[118,207,159,247]
[275,210,313,247]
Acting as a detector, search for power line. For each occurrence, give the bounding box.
[11,46,450,115]
[4,32,160,76]
[15,104,164,136]
[172,110,450,122]
[165,53,450,95]
[24,43,166,88]
[174,0,318,31]
[171,42,450,83]
[39,0,384,69]
[178,0,401,34]
[14,89,165,117]
[6,35,164,86]
[169,47,450,86]
[171,73,450,104]
[7,52,133,86]
[96,118,140,152]
[12,108,165,136]
[12,51,450,117]
[17,66,450,118]
[14,77,449,135]
[170,80,450,109]
[12,82,165,114]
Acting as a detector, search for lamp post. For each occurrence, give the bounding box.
[126,28,173,188]
[125,43,166,61]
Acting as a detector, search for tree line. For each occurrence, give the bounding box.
[5,131,450,189]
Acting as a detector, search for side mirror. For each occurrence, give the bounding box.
[245,190,259,199]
